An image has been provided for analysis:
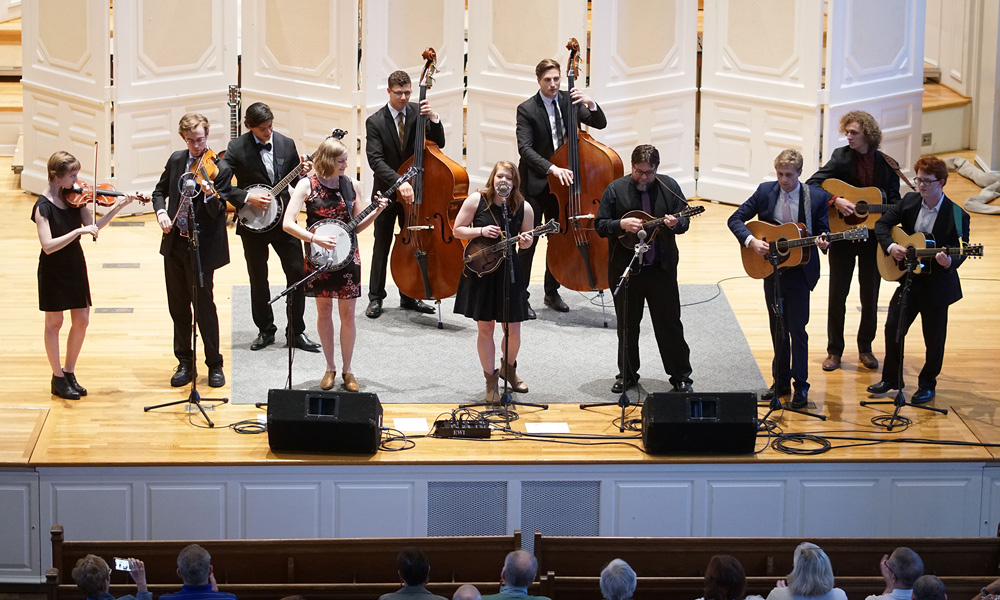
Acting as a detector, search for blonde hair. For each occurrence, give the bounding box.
[774,149,804,172]
[47,151,81,181]
[311,137,349,179]
[481,161,524,214]
[178,113,210,136]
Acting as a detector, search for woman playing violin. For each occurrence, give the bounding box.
[452,160,535,403]
[32,151,136,399]
[283,136,385,392]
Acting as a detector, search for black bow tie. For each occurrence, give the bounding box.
[257,142,272,151]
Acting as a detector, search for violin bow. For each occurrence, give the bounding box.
[92,141,98,242]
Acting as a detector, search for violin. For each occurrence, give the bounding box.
[191,148,222,198]
[61,182,148,208]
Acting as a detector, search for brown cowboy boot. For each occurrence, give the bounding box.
[484,369,500,404]
[499,360,528,393]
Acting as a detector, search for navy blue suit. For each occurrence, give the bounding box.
[728,181,831,391]
[874,192,969,391]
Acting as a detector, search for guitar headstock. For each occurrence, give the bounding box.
[963,243,984,258]
[843,226,869,242]
[566,38,582,80]
[420,47,438,89]
[227,85,240,107]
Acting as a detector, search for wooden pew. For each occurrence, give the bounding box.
[533,533,1000,579]
[47,525,521,600]
[539,574,991,600]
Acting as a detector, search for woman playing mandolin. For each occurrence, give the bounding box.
[452,161,535,403]
[32,151,136,399]
[283,136,385,392]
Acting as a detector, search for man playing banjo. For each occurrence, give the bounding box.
[223,102,321,353]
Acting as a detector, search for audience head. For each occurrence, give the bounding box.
[177,543,213,586]
[911,575,946,600]
[397,546,431,586]
[600,558,637,600]
[787,542,835,597]
[704,554,748,600]
[453,584,482,600]
[886,547,924,589]
[501,550,538,589]
[71,554,111,599]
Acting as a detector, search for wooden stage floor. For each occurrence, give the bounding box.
[2,154,1000,468]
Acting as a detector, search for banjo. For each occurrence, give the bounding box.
[307,166,421,271]
[237,128,347,232]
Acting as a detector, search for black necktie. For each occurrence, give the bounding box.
[553,100,565,148]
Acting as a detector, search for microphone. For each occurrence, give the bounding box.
[182,178,198,197]
[496,181,511,197]
[637,229,647,241]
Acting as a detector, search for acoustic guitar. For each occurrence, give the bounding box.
[617,205,705,249]
[876,225,984,281]
[821,179,894,234]
[740,222,869,279]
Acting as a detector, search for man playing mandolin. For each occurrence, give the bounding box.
[867,156,970,404]
[806,111,902,373]
[222,102,320,354]
[728,149,831,409]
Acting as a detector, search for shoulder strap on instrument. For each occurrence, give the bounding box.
[881,151,916,191]
[802,183,812,236]
[952,201,964,247]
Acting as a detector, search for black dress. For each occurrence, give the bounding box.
[454,197,529,322]
[31,196,91,312]
[303,175,362,299]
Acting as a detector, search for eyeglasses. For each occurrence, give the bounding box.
[632,166,657,178]
[390,90,411,97]
[914,178,940,186]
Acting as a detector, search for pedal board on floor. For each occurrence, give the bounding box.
[432,419,492,439]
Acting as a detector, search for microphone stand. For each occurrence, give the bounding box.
[860,252,948,429]
[145,185,229,426]
[757,241,825,423]
[580,229,648,431]
[461,190,548,427]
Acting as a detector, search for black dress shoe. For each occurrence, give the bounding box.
[525,302,537,320]
[63,372,87,396]
[170,363,193,387]
[365,299,383,319]
[250,331,275,351]
[51,375,81,400]
[400,298,435,314]
[544,292,570,312]
[672,381,693,393]
[790,389,809,409]
[866,380,898,395]
[611,376,638,393]
[291,332,321,353]
[911,387,935,404]
[208,366,225,388]
[760,384,791,401]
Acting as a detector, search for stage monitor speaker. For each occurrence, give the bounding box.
[641,392,757,454]
[267,389,383,454]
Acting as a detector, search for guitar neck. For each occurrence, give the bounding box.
[911,245,967,258]
[784,230,852,249]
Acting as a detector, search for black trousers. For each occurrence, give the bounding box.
[164,242,222,369]
[611,264,692,386]
[764,267,811,391]
[827,237,881,355]
[240,230,306,337]
[881,281,949,391]
[367,200,415,303]
[517,191,560,299]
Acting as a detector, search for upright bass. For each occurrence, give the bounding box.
[391,48,470,322]
[546,38,623,294]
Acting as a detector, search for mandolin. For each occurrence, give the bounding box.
[617,205,705,249]
[463,219,560,276]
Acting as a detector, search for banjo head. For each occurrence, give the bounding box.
[307,218,356,271]
[237,184,282,232]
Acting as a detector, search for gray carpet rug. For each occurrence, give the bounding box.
[230,284,766,404]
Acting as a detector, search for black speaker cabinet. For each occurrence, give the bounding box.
[641,392,757,454]
[267,389,383,454]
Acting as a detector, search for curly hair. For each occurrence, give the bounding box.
[839,111,882,150]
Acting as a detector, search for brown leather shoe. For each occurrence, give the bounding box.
[343,372,359,392]
[821,354,841,371]
[484,369,500,404]
[859,351,879,370]
[499,361,528,393]
[321,370,336,390]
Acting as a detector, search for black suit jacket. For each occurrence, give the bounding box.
[595,174,689,278]
[365,102,446,198]
[874,192,969,306]
[806,145,902,203]
[151,150,232,272]
[222,131,302,238]
[516,90,608,197]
